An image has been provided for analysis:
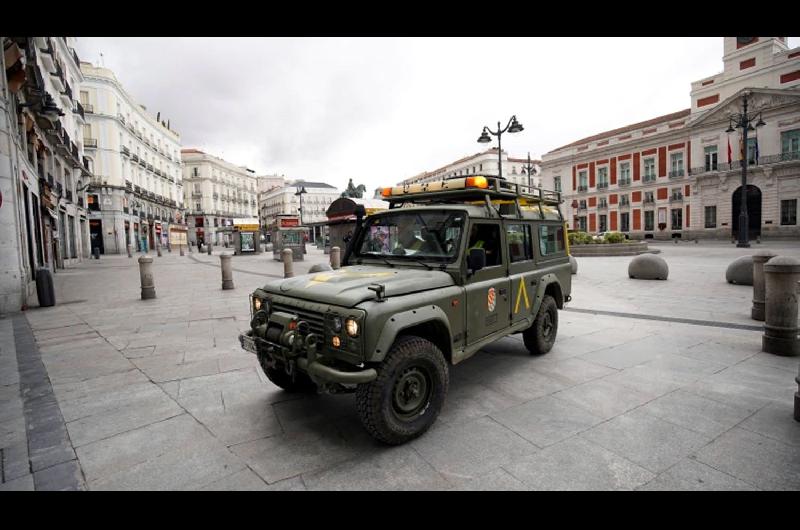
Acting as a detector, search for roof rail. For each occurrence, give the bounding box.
[380,175,562,206]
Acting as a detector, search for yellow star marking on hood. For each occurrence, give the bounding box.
[304,270,396,287]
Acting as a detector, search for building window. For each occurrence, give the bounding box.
[553,176,561,192]
[644,191,654,203]
[704,146,718,171]
[781,129,800,160]
[671,208,683,230]
[746,137,758,165]
[644,210,654,231]
[621,212,630,232]
[598,198,608,208]
[670,152,684,177]
[644,158,656,181]
[619,162,630,184]
[671,188,683,200]
[479,163,482,171]
[578,171,588,191]
[597,167,608,188]
[705,206,717,228]
[781,199,797,225]
[578,217,587,231]
[599,215,607,232]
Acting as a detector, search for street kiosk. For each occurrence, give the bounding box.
[271,215,307,261]
[232,218,262,255]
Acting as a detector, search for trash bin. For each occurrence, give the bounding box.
[36,268,55,307]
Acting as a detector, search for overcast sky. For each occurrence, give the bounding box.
[76,37,799,192]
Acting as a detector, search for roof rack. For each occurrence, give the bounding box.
[381,175,562,206]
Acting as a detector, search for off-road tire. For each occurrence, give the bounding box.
[355,336,448,445]
[523,294,558,355]
[258,353,317,393]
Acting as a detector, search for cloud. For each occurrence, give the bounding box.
[75,37,798,192]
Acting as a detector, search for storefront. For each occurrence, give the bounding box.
[270,215,306,260]
[233,218,261,255]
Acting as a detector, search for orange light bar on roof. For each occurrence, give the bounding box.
[465,176,488,189]
[381,187,392,198]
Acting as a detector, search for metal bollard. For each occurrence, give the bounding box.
[795,343,800,421]
[331,246,341,270]
[92,247,101,259]
[762,257,800,356]
[179,245,185,256]
[220,253,234,290]
[138,255,156,300]
[282,248,294,278]
[156,245,162,257]
[751,250,777,321]
[127,244,132,258]
[208,244,212,256]
[188,243,193,253]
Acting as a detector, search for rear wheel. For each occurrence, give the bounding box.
[258,353,317,393]
[523,294,558,355]
[355,336,448,445]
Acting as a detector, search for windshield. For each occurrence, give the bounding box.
[355,211,464,261]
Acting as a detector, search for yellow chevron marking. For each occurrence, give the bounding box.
[514,277,531,314]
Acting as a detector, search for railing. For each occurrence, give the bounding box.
[47,173,54,186]
[84,103,94,114]
[74,101,85,120]
[126,181,133,190]
[138,159,146,167]
[135,185,141,194]
[84,138,97,148]
[643,174,657,182]
[619,200,630,208]
[597,182,609,189]
[78,197,84,207]
[118,114,126,124]
[618,179,631,187]
[121,146,130,156]
[669,169,685,178]
[689,152,800,176]
[597,203,608,210]
[669,194,684,203]
[643,197,656,204]
[577,185,588,192]
[577,204,587,211]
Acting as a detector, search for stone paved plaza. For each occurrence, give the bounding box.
[1,242,799,491]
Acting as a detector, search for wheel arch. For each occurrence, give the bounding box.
[372,306,452,364]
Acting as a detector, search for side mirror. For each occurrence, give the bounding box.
[467,247,486,272]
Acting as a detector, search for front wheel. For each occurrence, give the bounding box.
[523,294,558,355]
[355,336,448,445]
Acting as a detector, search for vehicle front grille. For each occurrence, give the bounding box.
[271,303,326,336]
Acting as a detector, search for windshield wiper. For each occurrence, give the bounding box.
[410,258,434,270]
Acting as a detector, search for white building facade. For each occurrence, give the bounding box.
[540,37,800,240]
[400,148,542,188]
[80,62,184,253]
[2,37,92,314]
[181,149,259,246]
[259,179,340,235]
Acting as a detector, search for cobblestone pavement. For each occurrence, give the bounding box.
[1,243,798,490]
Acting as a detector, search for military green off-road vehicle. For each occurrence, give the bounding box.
[240,176,571,444]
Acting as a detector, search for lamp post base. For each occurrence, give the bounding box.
[736,242,751,248]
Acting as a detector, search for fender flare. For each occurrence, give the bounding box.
[372,305,452,363]
[534,274,564,309]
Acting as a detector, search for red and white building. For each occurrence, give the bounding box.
[540,37,800,240]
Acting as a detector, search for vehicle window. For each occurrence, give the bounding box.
[468,223,502,267]
[539,224,565,256]
[356,211,464,261]
[507,223,533,263]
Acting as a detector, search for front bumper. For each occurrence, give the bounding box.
[239,331,377,385]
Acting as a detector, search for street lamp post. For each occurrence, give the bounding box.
[521,152,537,189]
[477,115,524,179]
[726,91,766,248]
[295,185,307,224]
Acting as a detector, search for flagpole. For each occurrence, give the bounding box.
[737,92,750,248]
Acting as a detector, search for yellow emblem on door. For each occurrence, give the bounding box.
[514,278,531,314]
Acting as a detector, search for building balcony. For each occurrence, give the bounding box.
[147,163,153,172]
[618,179,631,187]
[84,103,94,114]
[131,153,139,162]
[192,192,203,198]
[619,200,630,209]
[597,203,608,210]
[74,101,85,121]
[84,138,97,149]
[138,160,146,168]
[669,169,685,179]
[121,145,130,157]
[577,185,588,192]
[690,151,800,176]
[597,182,609,190]
[643,174,657,182]
[126,181,133,190]
[65,190,73,202]
[134,185,141,194]
[669,194,684,203]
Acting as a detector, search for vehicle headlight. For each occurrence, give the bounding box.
[331,316,343,333]
[345,318,359,337]
[253,297,262,311]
